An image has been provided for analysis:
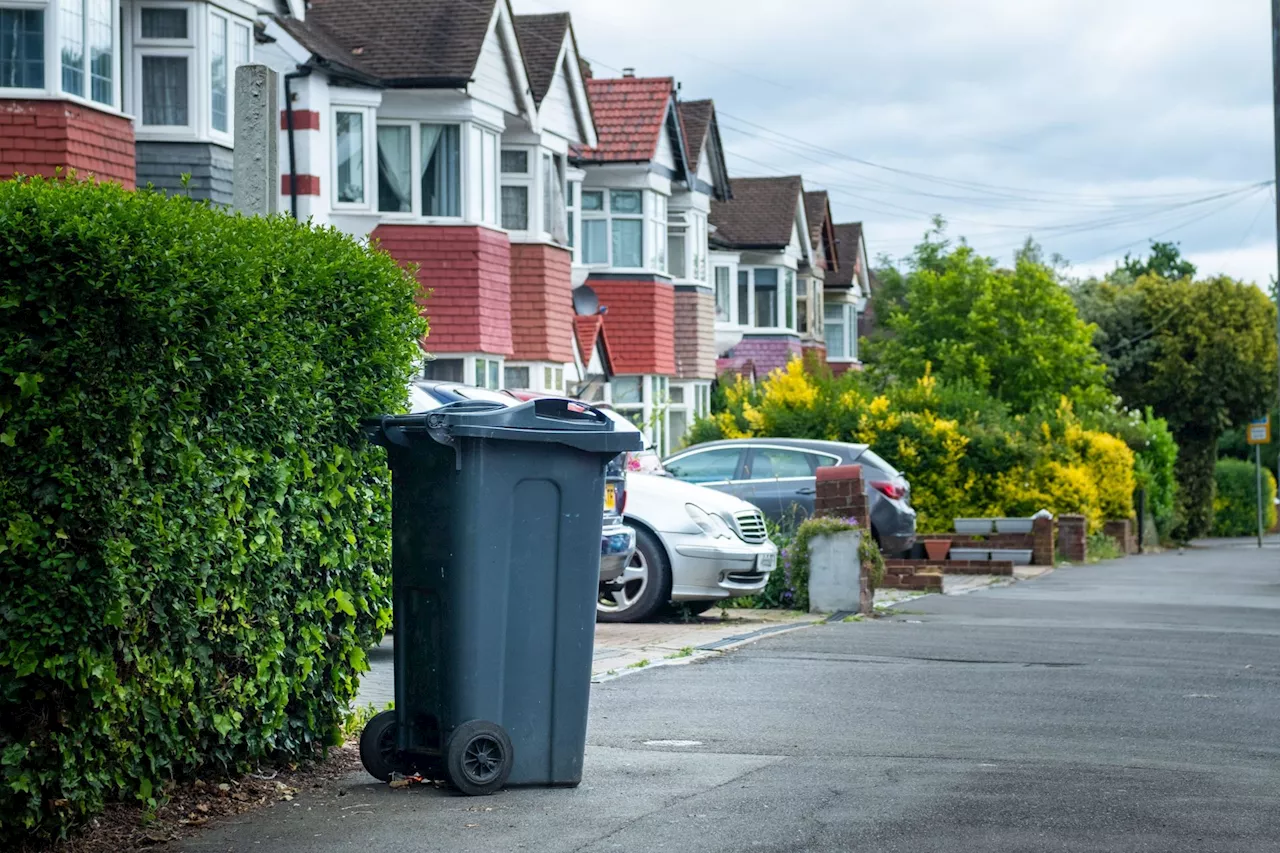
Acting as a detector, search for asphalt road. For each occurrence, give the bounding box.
[182,545,1280,852]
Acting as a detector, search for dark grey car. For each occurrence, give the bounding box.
[661,438,917,555]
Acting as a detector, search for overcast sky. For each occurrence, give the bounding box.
[514,0,1277,286]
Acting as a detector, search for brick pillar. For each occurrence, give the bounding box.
[815,464,869,530]
[1057,515,1087,563]
[1031,516,1054,566]
[1103,519,1134,555]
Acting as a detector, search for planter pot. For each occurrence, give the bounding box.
[923,540,951,561]
[953,518,994,535]
[994,518,1034,534]
[990,548,1032,565]
[950,548,990,561]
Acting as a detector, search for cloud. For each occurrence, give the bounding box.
[516,0,1278,284]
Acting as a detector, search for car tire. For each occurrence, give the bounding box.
[597,526,672,623]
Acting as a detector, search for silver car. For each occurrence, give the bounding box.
[662,438,917,555]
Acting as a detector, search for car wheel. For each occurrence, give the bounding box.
[597,526,671,623]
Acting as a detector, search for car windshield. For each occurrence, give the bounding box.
[450,386,518,405]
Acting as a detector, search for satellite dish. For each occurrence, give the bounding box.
[572,285,599,316]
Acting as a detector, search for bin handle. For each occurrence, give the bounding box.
[533,398,609,426]
[380,416,412,448]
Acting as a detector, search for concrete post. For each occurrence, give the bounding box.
[232,64,279,216]
[808,529,866,615]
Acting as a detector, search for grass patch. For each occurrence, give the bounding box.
[627,659,650,669]
[1087,532,1124,563]
[664,647,696,660]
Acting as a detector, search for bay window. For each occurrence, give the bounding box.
[376,125,412,212]
[733,266,800,331]
[1,9,44,89]
[825,303,858,361]
[423,124,461,216]
[376,120,501,222]
[737,270,749,325]
[714,265,731,322]
[136,4,192,128]
[500,147,530,231]
[651,194,667,273]
[784,270,794,329]
[61,0,112,104]
[610,190,643,268]
[333,110,367,205]
[209,12,225,130]
[542,151,567,244]
[580,188,672,271]
[753,268,778,328]
[797,277,808,334]
[581,190,607,263]
[667,212,686,279]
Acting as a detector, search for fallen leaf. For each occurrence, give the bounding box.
[388,779,410,789]
[196,803,210,814]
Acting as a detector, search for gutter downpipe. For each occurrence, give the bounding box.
[283,67,312,220]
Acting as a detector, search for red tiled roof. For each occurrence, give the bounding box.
[576,77,673,163]
[573,314,613,375]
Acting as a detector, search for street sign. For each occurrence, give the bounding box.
[1247,416,1271,445]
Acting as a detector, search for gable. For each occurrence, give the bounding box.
[696,138,714,186]
[654,115,676,171]
[468,5,529,119]
[542,55,586,143]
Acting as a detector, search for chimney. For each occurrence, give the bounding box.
[621,67,635,78]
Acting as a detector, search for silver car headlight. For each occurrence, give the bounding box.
[685,504,734,539]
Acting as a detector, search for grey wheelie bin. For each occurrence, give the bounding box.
[359,398,641,795]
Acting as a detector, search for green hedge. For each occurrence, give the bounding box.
[0,178,426,842]
[1212,457,1278,537]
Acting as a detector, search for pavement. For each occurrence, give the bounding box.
[182,545,1280,852]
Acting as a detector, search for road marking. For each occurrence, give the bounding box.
[643,740,703,747]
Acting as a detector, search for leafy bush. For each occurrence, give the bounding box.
[0,178,426,842]
[1212,458,1278,536]
[694,360,1136,533]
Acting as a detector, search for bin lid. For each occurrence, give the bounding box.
[366,398,642,454]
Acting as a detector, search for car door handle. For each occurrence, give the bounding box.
[795,487,816,495]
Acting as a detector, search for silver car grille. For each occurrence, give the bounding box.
[734,509,768,544]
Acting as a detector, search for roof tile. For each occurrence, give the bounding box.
[709,176,804,250]
[576,77,673,163]
[828,223,864,287]
[513,13,569,105]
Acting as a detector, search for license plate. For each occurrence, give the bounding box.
[757,552,777,571]
[604,484,617,512]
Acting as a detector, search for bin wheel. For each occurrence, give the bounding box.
[445,720,512,796]
[359,709,406,783]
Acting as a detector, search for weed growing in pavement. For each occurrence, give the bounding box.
[841,614,866,623]
[341,702,393,741]
[628,659,650,669]
[1087,532,1124,562]
[665,647,695,660]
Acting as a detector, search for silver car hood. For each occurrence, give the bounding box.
[626,473,761,520]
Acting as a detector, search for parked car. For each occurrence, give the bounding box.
[662,438,917,555]
[407,382,635,583]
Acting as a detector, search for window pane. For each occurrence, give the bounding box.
[754,268,778,328]
[141,56,188,125]
[482,130,497,224]
[567,211,574,249]
[785,270,794,330]
[737,270,749,325]
[501,185,528,230]
[377,125,412,212]
[474,359,486,387]
[210,15,228,131]
[0,9,44,89]
[669,409,688,447]
[504,366,530,389]
[555,367,563,390]
[141,7,187,38]
[668,233,686,278]
[668,385,685,404]
[714,266,731,321]
[543,366,552,388]
[335,112,365,204]
[612,376,642,404]
[581,190,603,211]
[423,358,463,382]
[612,218,642,268]
[749,448,813,480]
[87,0,111,104]
[60,0,83,96]
[421,124,461,217]
[824,304,846,359]
[233,22,250,68]
[610,189,641,214]
[500,149,528,173]
[665,448,742,484]
[583,219,608,264]
[489,361,499,389]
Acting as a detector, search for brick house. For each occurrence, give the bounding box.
[570,72,729,453]
[0,0,264,192]
[825,222,872,373]
[709,175,816,378]
[264,0,597,390]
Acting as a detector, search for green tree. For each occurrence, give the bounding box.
[865,224,1109,414]
[1075,269,1278,539]
[1119,240,1197,281]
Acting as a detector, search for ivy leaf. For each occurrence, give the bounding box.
[14,372,42,398]
[331,589,356,617]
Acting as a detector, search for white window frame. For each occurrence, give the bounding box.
[824,302,859,363]
[581,188,661,272]
[330,105,375,210]
[133,2,196,136]
[59,0,116,107]
[612,374,670,456]
[667,210,688,281]
[500,145,533,233]
[737,265,799,333]
[713,264,732,323]
[376,119,499,224]
[0,2,50,98]
[566,179,580,255]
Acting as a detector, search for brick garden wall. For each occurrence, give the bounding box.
[373,224,513,356]
[509,242,573,364]
[814,464,869,529]
[0,99,134,187]
[1058,514,1087,563]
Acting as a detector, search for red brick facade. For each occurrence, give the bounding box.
[0,100,135,187]
[815,464,870,530]
[373,224,513,356]
[509,242,574,363]
[280,110,321,131]
[673,289,715,379]
[281,174,321,195]
[587,277,676,375]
